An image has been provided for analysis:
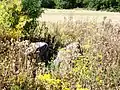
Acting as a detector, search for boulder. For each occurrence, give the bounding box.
[25,42,49,66]
[17,40,49,66]
[54,42,83,67]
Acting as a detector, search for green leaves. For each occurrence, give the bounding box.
[22,0,43,18]
[40,0,120,12]
[0,0,22,29]
[0,0,43,39]
[54,0,75,9]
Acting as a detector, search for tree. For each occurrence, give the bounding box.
[54,0,76,9]
[22,0,43,19]
[75,0,84,8]
[21,0,43,38]
[41,0,55,8]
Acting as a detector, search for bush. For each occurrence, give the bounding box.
[40,0,120,12]
[22,0,43,19]
[0,0,43,39]
[75,0,84,8]
[0,0,25,39]
[22,0,44,39]
[54,0,76,9]
[41,0,55,8]
[82,0,120,11]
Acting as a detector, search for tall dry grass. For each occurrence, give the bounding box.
[0,17,120,90]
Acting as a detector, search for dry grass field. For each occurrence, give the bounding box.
[38,9,120,24]
[1,8,120,89]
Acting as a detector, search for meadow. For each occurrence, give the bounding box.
[39,9,120,24]
[1,8,120,90]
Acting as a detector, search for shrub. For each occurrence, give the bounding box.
[83,0,120,11]
[75,0,84,8]
[22,0,43,19]
[41,0,55,8]
[54,0,76,9]
[0,0,25,39]
[37,73,89,90]
[40,0,120,12]
[0,0,43,39]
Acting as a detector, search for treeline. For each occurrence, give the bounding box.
[41,0,120,12]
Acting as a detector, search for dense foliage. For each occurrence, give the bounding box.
[53,0,76,9]
[0,0,43,39]
[41,0,120,12]
[41,0,55,8]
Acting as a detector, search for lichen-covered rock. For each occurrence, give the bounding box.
[25,42,49,66]
[17,40,49,66]
[54,42,83,68]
